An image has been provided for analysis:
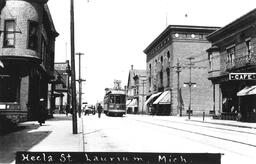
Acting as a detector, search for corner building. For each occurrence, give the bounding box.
[0,0,58,123]
[207,9,256,122]
[144,25,219,116]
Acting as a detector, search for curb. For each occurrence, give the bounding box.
[188,119,256,129]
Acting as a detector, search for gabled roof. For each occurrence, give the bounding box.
[127,69,147,87]
[43,4,59,37]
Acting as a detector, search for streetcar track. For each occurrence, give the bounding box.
[153,118,256,135]
[132,118,256,148]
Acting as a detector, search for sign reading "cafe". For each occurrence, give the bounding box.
[229,73,256,80]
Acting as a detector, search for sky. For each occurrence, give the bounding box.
[48,0,256,104]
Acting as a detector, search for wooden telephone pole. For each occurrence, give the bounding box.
[70,0,77,134]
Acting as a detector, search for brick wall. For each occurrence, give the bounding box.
[146,35,215,115]
[172,41,213,115]
[0,0,44,59]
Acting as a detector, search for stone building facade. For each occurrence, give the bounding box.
[207,8,256,122]
[144,25,220,116]
[0,0,58,123]
[126,65,147,114]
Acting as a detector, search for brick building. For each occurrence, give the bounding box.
[207,8,256,122]
[144,25,219,116]
[126,65,147,114]
[0,0,58,123]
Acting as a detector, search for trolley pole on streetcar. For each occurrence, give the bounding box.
[76,52,86,118]
[70,0,77,134]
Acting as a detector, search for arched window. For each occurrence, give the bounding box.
[166,68,170,87]
[167,51,170,59]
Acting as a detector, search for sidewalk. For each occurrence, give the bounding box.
[183,115,256,129]
[0,114,84,164]
[130,114,256,129]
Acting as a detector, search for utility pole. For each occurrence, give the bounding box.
[141,79,147,114]
[172,58,182,116]
[65,60,71,115]
[76,52,86,118]
[70,0,77,134]
[184,57,196,120]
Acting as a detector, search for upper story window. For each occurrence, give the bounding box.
[160,70,163,87]
[41,36,47,64]
[209,53,213,71]
[3,20,15,47]
[226,46,235,65]
[148,77,151,89]
[246,39,252,57]
[167,51,170,59]
[160,56,163,63]
[28,20,39,51]
[149,64,152,75]
[166,68,170,87]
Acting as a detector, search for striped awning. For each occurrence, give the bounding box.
[153,90,171,104]
[237,85,256,96]
[126,100,132,105]
[127,99,137,107]
[144,92,162,105]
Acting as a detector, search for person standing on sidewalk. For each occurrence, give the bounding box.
[97,103,103,118]
[38,98,47,126]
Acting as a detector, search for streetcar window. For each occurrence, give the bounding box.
[116,96,121,104]
[110,95,114,103]
[121,95,125,103]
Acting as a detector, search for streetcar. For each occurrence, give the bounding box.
[103,89,126,117]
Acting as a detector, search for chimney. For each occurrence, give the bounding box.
[131,65,133,70]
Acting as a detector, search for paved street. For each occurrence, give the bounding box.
[83,114,256,164]
[1,114,256,164]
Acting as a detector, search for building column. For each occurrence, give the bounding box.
[219,86,222,114]
[213,83,215,115]
[50,84,55,117]
[60,95,63,113]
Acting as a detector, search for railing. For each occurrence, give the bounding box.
[225,54,256,71]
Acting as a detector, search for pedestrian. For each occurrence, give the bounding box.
[97,103,103,118]
[65,104,70,116]
[38,98,47,126]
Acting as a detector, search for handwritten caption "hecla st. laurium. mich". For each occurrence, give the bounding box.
[18,152,191,163]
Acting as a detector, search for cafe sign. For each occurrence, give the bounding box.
[229,73,256,80]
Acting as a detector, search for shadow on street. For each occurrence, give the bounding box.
[0,123,51,163]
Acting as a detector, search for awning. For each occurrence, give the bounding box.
[127,99,137,107]
[144,92,162,106]
[237,85,256,96]
[153,90,170,104]
[126,100,132,105]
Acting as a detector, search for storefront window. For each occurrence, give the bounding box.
[0,76,20,102]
